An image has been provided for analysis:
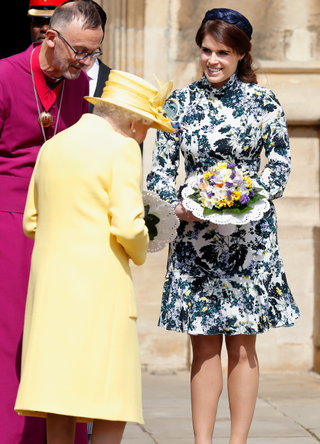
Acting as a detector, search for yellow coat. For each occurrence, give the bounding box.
[14,114,149,424]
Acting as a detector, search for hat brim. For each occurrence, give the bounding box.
[28,8,55,17]
[85,96,175,133]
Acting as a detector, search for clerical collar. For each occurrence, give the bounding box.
[42,69,64,89]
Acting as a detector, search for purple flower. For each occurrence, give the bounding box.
[225,181,233,187]
[240,194,250,204]
[230,169,237,179]
[207,191,213,197]
[228,163,236,168]
[226,190,232,200]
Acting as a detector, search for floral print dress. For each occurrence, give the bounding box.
[146,73,300,336]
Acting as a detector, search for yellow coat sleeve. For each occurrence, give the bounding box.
[108,137,149,265]
[22,144,47,240]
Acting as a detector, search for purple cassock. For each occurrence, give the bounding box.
[0,43,89,444]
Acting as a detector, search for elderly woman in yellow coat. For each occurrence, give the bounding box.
[14,70,175,444]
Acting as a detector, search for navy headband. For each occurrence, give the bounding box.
[202,8,253,40]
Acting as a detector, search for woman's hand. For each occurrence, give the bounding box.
[174,202,202,222]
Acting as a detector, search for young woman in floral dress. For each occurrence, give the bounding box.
[147,8,300,444]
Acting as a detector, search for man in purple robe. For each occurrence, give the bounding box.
[0,2,103,443]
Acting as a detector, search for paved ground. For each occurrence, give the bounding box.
[122,371,320,444]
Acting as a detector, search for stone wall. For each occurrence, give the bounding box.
[97,0,320,373]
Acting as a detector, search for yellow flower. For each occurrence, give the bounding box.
[202,307,208,312]
[276,287,282,295]
[232,191,241,201]
[244,175,252,187]
[222,283,228,288]
[204,171,214,180]
[188,302,191,307]
[201,297,207,301]
[185,290,191,296]
[218,198,234,208]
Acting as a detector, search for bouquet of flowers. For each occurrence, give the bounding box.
[142,190,180,252]
[181,161,270,235]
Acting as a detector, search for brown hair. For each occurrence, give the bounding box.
[195,19,257,84]
[49,1,102,31]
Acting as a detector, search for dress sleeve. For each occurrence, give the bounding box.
[146,91,182,207]
[259,91,291,200]
[108,137,149,265]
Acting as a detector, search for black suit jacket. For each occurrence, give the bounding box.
[88,60,111,113]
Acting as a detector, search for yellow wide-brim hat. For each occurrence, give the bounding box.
[85,70,176,133]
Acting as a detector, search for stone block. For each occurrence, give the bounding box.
[274,197,319,225]
[277,225,315,296]
[257,71,320,125]
[313,227,320,373]
[132,249,189,372]
[257,334,313,371]
[285,128,320,197]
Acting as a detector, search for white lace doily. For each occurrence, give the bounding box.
[142,190,180,253]
[181,177,270,226]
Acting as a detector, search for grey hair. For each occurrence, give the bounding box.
[49,1,102,31]
[93,101,153,126]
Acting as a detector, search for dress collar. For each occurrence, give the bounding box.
[198,72,238,96]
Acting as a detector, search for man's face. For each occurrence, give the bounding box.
[30,16,50,42]
[50,20,103,79]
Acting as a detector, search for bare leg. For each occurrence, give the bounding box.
[91,420,126,444]
[225,334,259,444]
[46,413,77,444]
[190,334,223,444]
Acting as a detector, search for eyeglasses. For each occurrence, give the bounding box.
[52,29,103,61]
